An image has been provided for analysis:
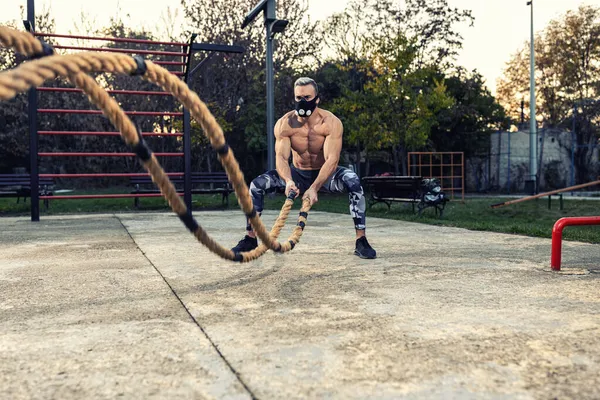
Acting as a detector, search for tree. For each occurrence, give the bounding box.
[366,34,454,175]
[316,0,475,175]
[323,33,453,176]
[497,5,600,184]
[179,0,321,177]
[429,68,510,157]
[369,0,474,68]
[323,0,474,69]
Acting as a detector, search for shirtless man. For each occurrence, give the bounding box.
[231,77,376,259]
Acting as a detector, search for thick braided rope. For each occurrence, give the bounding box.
[140,61,312,254]
[0,26,43,56]
[0,26,312,261]
[244,194,312,260]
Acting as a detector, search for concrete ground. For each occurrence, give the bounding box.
[0,210,599,399]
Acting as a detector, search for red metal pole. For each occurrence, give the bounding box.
[551,216,600,271]
[461,152,465,201]
[37,88,172,96]
[40,173,184,178]
[38,131,184,137]
[34,32,188,47]
[38,152,183,157]
[153,61,186,66]
[38,109,183,116]
[51,45,187,57]
[39,193,183,200]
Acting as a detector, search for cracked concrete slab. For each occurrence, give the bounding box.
[0,215,249,400]
[1,210,599,399]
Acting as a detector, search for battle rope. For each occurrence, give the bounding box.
[0,26,312,262]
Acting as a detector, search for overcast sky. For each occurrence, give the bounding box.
[2,0,598,93]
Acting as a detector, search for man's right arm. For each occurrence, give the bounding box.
[274,118,292,183]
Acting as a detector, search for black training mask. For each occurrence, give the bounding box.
[295,96,318,117]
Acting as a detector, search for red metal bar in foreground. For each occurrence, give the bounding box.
[38,87,171,96]
[551,216,600,271]
[38,109,183,117]
[40,173,184,178]
[34,32,188,47]
[39,193,183,200]
[38,152,183,157]
[38,131,183,137]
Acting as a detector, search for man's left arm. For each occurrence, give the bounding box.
[309,117,343,192]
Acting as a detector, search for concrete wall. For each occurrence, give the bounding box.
[467,129,598,193]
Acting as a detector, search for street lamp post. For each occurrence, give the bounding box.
[242,0,288,171]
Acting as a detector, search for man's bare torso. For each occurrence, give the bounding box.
[278,108,337,170]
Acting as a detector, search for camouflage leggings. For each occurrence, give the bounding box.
[248,166,367,230]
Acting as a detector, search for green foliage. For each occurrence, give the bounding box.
[429,68,510,156]
[328,84,387,152]
[324,32,454,156]
[363,34,454,150]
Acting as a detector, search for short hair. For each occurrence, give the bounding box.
[294,77,319,96]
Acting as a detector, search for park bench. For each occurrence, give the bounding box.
[130,172,232,208]
[362,175,422,212]
[0,174,54,209]
[362,175,450,217]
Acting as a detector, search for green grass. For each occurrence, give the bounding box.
[262,194,600,244]
[0,187,227,216]
[2,189,599,244]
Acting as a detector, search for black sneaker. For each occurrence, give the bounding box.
[231,235,258,253]
[354,237,376,259]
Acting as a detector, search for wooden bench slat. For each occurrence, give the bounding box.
[374,197,420,203]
